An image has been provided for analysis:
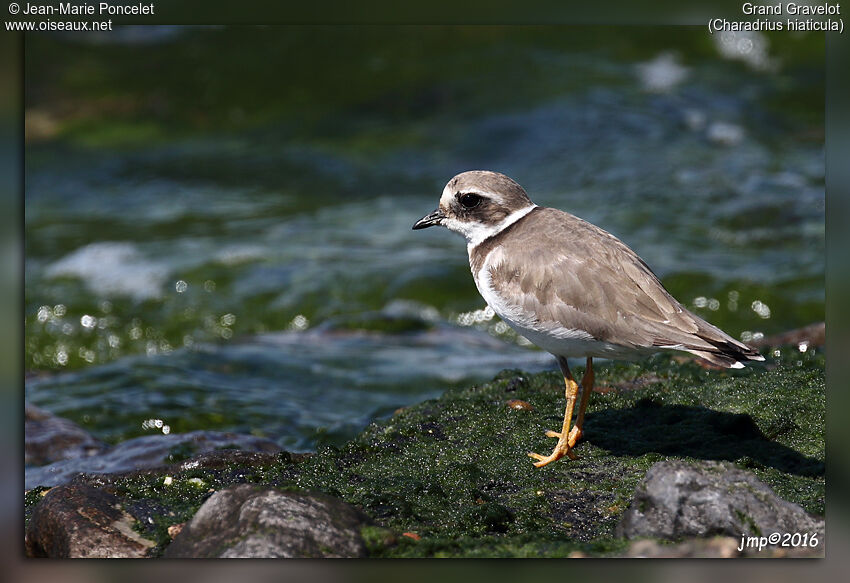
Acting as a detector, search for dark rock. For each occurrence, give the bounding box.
[25,484,156,558]
[26,430,283,489]
[617,460,824,541]
[164,485,370,558]
[25,403,107,466]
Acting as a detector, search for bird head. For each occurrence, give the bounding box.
[412,171,535,247]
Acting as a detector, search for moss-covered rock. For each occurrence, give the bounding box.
[24,345,824,558]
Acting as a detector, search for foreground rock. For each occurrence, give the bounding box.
[26,430,282,489]
[26,484,156,558]
[26,403,107,466]
[617,460,825,547]
[164,485,370,558]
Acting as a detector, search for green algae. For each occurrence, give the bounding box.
[26,347,824,557]
[281,349,822,556]
[24,487,51,526]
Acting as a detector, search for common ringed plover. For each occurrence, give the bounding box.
[413,170,764,467]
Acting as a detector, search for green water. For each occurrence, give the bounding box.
[25,26,824,451]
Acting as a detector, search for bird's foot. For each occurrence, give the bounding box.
[545,426,583,446]
[528,432,577,467]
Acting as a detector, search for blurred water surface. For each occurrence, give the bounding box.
[25,26,824,450]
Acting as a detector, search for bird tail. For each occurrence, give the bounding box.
[685,345,764,369]
[683,325,765,369]
[650,310,765,369]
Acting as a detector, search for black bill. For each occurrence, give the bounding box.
[412,209,446,230]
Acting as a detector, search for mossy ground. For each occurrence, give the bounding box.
[25,347,824,558]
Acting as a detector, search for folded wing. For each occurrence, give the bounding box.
[487,208,763,368]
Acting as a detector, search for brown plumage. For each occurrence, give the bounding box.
[469,205,762,368]
[414,170,763,466]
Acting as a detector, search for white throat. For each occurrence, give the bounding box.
[441,205,537,252]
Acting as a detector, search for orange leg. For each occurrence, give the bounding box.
[528,356,580,467]
[568,357,594,447]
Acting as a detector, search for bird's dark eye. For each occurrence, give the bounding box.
[459,193,482,209]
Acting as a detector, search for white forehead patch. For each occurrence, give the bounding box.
[438,183,456,209]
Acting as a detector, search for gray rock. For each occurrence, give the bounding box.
[26,430,282,489]
[617,460,824,541]
[25,403,107,466]
[164,485,369,558]
[25,484,156,558]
